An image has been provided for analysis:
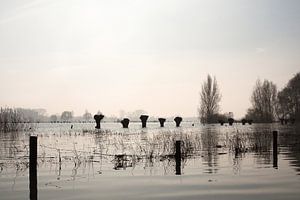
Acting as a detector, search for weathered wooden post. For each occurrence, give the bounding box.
[218,120,224,126]
[241,119,247,125]
[228,118,234,126]
[158,118,166,127]
[140,115,149,128]
[175,140,181,175]
[121,118,130,128]
[30,136,37,200]
[94,114,104,129]
[174,117,182,127]
[273,131,278,169]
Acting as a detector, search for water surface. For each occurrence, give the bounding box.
[0,122,300,199]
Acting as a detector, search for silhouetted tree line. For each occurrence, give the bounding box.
[199,73,300,124]
[276,73,300,123]
[246,73,300,123]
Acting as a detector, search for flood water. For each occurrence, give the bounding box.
[0,122,300,200]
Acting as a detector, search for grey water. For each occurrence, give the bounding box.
[0,122,300,200]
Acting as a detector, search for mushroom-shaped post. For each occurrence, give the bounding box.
[94,114,104,129]
[241,119,247,125]
[218,119,225,126]
[228,118,234,126]
[158,118,166,127]
[140,115,149,128]
[121,118,130,128]
[174,117,182,127]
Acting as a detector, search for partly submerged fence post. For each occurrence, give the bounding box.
[29,136,37,200]
[175,140,181,175]
[273,131,278,169]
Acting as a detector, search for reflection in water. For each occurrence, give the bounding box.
[279,124,300,174]
[201,127,219,174]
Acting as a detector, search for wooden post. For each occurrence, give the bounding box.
[140,115,149,128]
[29,136,37,200]
[121,118,130,128]
[175,140,181,175]
[94,114,104,129]
[158,118,166,127]
[174,117,182,127]
[273,131,278,169]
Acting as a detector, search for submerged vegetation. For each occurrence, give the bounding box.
[0,107,35,132]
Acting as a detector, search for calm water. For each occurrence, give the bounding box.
[0,122,300,200]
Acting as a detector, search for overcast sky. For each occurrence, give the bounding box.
[0,0,299,118]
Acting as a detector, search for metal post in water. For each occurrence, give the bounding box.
[29,136,37,200]
[175,140,181,175]
[273,131,278,169]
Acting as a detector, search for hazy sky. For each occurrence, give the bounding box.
[0,0,299,118]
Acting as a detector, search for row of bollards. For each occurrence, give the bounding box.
[93,114,184,129]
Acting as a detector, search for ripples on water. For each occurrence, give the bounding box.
[0,122,300,200]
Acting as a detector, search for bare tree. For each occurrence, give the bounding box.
[246,79,277,122]
[277,72,300,122]
[61,111,73,122]
[50,114,58,122]
[198,75,221,124]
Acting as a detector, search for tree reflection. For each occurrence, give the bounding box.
[201,127,219,174]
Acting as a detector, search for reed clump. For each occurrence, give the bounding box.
[0,107,33,132]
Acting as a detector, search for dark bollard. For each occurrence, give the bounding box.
[140,115,149,128]
[218,120,224,126]
[30,136,37,200]
[241,119,247,125]
[228,118,234,126]
[273,131,278,169]
[158,118,166,127]
[175,140,181,175]
[248,119,253,125]
[174,117,182,127]
[94,114,104,129]
[121,118,130,128]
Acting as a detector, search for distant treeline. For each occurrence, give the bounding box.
[198,72,300,124]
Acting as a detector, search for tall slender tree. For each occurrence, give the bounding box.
[198,75,221,124]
